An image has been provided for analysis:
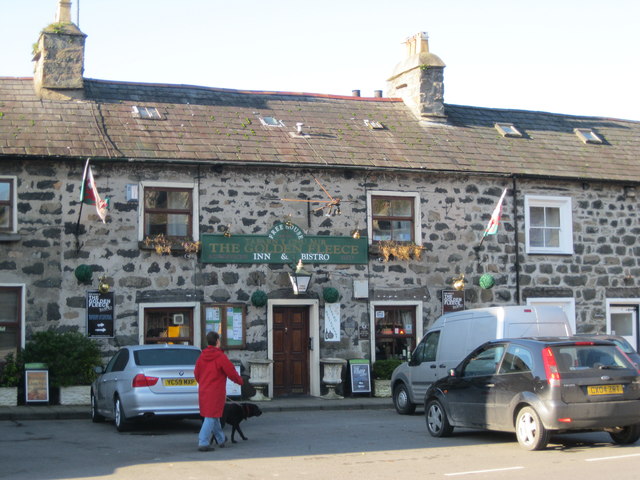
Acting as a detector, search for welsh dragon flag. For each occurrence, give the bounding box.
[483,188,508,237]
[79,159,108,223]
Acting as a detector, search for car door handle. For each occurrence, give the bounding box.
[430,365,437,369]
[485,383,495,388]
[439,364,446,368]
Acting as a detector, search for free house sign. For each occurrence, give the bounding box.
[201,222,368,265]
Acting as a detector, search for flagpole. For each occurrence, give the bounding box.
[75,159,90,253]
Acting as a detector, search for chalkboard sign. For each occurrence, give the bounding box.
[349,359,371,394]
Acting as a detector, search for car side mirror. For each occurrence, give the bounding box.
[449,368,457,377]
[408,356,420,367]
[94,365,104,374]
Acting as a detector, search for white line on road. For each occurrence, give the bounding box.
[586,453,640,462]
[444,466,525,476]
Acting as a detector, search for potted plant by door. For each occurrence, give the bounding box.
[22,331,102,405]
[0,352,22,406]
[372,358,402,398]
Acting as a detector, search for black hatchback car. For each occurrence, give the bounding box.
[424,337,640,450]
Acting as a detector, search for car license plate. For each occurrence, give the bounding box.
[163,378,197,387]
[587,384,623,395]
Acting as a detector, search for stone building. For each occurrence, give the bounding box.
[1,2,639,397]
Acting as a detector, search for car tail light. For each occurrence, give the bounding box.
[132,373,159,387]
[558,418,572,423]
[542,347,561,384]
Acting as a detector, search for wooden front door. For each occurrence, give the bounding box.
[273,306,309,396]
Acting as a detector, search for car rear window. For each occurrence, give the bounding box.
[134,348,201,366]
[552,344,635,372]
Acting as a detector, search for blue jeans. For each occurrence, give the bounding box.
[198,417,225,447]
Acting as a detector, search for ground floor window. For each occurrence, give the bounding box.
[373,305,416,361]
[606,301,640,351]
[143,307,194,345]
[202,304,246,350]
[0,286,22,360]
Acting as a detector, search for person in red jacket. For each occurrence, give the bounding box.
[195,331,244,451]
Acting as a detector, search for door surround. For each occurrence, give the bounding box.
[267,299,320,397]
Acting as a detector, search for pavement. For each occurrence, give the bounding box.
[0,395,393,421]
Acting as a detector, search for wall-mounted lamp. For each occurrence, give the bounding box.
[223,224,232,237]
[98,275,110,294]
[288,260,313,295]
[351,227,361,239]
[284,214,293,227]
[452,274,465,291]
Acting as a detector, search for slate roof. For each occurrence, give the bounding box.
[1,77,639,183]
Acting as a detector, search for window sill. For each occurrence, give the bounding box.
[0,233,21,243]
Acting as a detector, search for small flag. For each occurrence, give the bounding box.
[483,188,508,237]
[80,159,108,223]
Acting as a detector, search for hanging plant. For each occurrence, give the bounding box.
[144,234,172,255]
[251,290,268,307]
[74,264,93,284]
[182,240,201,254]
[378,241,425,262]
[323,287,340,303]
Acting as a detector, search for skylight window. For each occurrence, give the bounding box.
[259,116,284,127]
[132,106,162,120]
[574,128,603,144]
[495,123,522,137]
[364,119,385,130]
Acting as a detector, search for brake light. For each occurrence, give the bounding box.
[573,341,595,346]
[542,347,561,384]
[132,374,159,387]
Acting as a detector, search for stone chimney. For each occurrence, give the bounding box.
[386,32,446,121]
[33,0,86,100]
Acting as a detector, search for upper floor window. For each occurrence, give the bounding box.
[367,192,420,243]
[139,182,198,241]
[524,195,573,254]
[0,177,17,233]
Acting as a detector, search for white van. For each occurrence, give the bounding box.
[390,305,571,414]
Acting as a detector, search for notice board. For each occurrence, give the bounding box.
[349,359,371,394]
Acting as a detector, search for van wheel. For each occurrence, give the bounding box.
[393,383,416,415]
[609,424,640,445]
[91,391,105,423]
[425,399,453,437]
[114,396,130,432]
[516,406,549,450]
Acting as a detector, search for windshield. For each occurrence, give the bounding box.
[552,344,635,372]
[134,348,201,366]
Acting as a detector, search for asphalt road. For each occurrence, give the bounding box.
[1,408,639,480]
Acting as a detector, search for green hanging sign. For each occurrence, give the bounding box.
[201,222,368,264]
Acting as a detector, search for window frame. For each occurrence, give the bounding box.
[366,191,421,244]
[0,285,26,359]
[138,181,199,242]
[524,195,573,254]
[0,176,17,234]
[201,303,247,350]
[138,302,201,346]
[369,300,423,363]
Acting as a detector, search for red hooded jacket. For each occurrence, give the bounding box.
[194,346,243,418]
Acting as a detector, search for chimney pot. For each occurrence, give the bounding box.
[55,0,73,24]
[374,90,383,98]
[352,90,361,97]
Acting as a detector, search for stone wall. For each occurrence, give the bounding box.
[1,159,638,362]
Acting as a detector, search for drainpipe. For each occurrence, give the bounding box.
[512,176,521,304]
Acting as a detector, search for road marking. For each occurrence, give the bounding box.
[444,466,525,476]
[586,453,640,462]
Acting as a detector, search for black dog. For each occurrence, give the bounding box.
[220,402,262,443]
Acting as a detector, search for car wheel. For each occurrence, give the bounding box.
[425,398,453,437]
[90,391,105,423]
[114,396,130,432]
[609,424,640,445]
[393,383,416,415]
[515,406,549,450]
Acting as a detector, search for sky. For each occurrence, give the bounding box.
[1,0,639,121]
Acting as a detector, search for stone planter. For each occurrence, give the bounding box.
[374,379,391,398]
[248,359,273,401]
[320,358,347,399]
[59,385,91,405]
[0,387,18,406]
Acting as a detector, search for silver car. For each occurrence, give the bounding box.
[91,344,202,431]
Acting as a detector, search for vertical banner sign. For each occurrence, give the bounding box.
[442,290,465,314]
[87,291,115,338]
[324,303,341,342]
